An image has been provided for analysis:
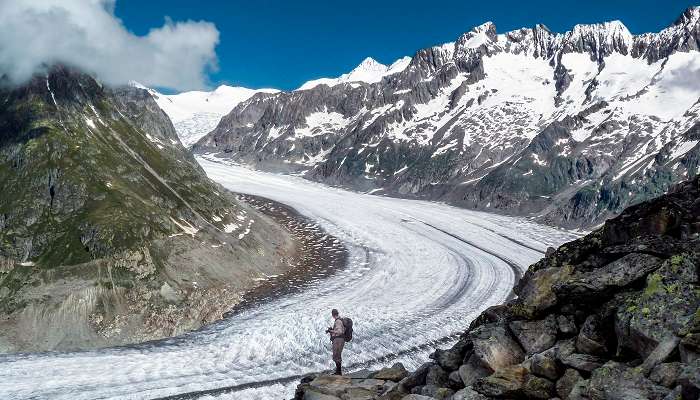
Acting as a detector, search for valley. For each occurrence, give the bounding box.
[0,156,575,399]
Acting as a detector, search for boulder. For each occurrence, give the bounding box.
[421,385,454,399]
[555,253,663,302]
[373,363,409,382]
[557,339,605,372]
[472,365,553,399]
[425,365,449,387]
[529,352,561,380]
[615,269,697,359]
[472,365,528,398]
[556,368,583,399]
[515,266,574,317]
[509,315,558,355]
[575,314,611,356]
[523,375,555,399]
[677,360,700,399]
[649,362,682,388]
[309,375,353,397]
[400,395,434,400]
[398,362,433,391]
[587,361,671,400]
[566,379,590,400]
[303,390,341,400]
[458,355,491,387]
[557,315,577,336]
[450,387,488,400]
[342,386,375,399]
[431,348,464,372]
[680,333,700,363]
[447,370,464,390]
[639,336,681,375]
[468,323,525,371]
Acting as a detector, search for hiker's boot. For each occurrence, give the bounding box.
[334,361,342,375]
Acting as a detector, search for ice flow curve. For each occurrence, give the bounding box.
[0,157,577,400]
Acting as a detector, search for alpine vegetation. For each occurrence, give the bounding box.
[0,66,294,352]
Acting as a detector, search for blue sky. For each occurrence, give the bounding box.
[115,0,699,91]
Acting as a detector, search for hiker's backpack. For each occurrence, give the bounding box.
[341,317,353,342]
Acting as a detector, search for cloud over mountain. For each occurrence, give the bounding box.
[0,0,219,90]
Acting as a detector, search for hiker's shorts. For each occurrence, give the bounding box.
[332,337,345,363]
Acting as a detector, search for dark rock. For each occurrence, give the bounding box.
[472,365,528,398]
[567,379,590,400]
[372,363,409,382]
[450,387,488,400]
[421,384,454,399]
[529,352,561,380]
[588,361,671,400]
[575,314,611,356]
[650,362,682,388]
[556,368,583,399]
[615,266,697,359]
[554,253,663,302]
[425,365,449,387]
[514,266,574,317]
[677,360,700,400]
[399,363,434,391]
[447,370,464,390]
[400,395,434,400]
[509,315,558,355]
[431,348,464,372]
[523,375,556,399]
[458,355,492,387]
[557,315,578,336]
[468,323,525,371]
[680,333,700,363]
[472,365,553,399]
[558,339,605,372]
[639,336,681,375]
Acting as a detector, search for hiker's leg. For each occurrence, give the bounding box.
[332,338,343,375]
[334,361,342,375]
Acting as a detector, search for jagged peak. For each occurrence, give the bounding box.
[471,21,497,34]
[568,19,632,38]
[673,6,700,27]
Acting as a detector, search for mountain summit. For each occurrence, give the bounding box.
[195,7,700,229]
[297,56,412,90]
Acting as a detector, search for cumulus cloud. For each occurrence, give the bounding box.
[0,0,220,90]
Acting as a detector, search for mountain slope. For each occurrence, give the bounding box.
[140,83,278,147]
[0,66,293,352]
[195,7,700,229]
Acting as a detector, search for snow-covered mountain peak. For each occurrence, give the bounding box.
[297,55,410,90]
[146,84,278,147]
[674,6,700,26]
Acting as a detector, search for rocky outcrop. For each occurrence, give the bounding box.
[196,7,700,230]
[0,66,297,352]
[295,176,699,399]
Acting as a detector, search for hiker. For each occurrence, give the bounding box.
[325,308,345,375]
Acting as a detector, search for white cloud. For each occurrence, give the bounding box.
[0,0,220,90]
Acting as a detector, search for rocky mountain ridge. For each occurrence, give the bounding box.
[0,66,293,352]
[294,174,700,400]
[195,7,700,229]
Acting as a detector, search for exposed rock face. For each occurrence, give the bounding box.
[196,7,700,229]
[295,176,699,399]
[0,66,295,352]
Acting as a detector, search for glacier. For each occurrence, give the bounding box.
[0,156,576,400]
